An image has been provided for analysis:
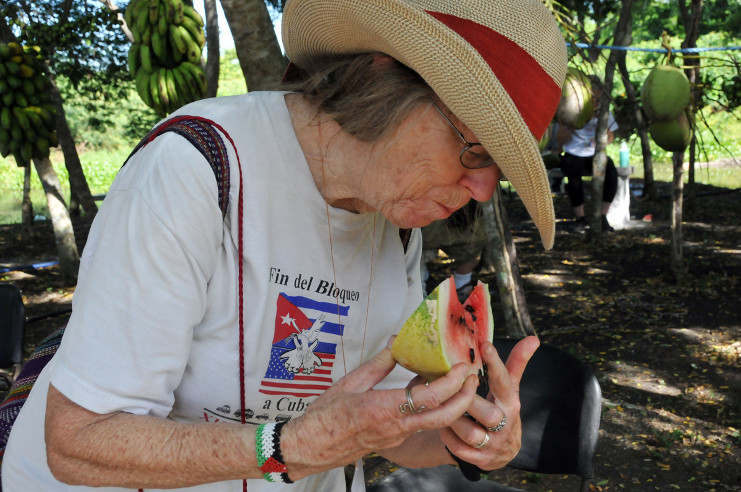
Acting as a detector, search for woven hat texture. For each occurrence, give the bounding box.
[282,0,567,248]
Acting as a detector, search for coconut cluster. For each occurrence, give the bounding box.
[556,67,594,130]
[641,65,692,152]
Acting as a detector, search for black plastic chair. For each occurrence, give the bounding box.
[366,338,602,492]
[0,284,24,370]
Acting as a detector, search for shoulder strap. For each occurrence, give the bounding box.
[123,116,232,217]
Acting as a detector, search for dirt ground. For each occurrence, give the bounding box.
[1,176,740,491]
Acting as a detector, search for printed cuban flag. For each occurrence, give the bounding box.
[259,293,347,397]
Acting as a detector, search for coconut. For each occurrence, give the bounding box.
[556,68,594,129]
[649,112,691,152]
[641,65,691,120]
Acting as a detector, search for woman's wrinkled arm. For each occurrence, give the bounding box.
[45,384,262,488]
[45,342,478,487]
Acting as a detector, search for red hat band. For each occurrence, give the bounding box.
[425,10,560,141]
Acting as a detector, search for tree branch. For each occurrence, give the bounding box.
[98,0,134,43]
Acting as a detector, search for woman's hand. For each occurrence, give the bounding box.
[440,336,540,471]
[280,339,479,481]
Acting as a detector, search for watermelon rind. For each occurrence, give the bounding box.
[391,277,494,381]
[391,278,454,381]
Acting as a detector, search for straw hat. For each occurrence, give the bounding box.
[282,0,567,249]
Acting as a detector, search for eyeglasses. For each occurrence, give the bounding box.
[431,101,496,170]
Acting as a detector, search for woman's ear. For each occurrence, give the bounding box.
[371,53,397,69]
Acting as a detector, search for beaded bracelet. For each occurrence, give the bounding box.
[255,422,294,483]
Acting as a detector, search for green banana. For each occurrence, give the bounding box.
[12,107,30,130]
[14,93,28,108]
[171,0,184,24]
[7,42,22,56]
[140,44,153,73]
[164,0,176,22]
[0,141,10,158]
[158,4,168,36]
[135,69,153,108]
[0,79,9,96]
[0,63,7,77]
[169,24,187,55]
[24,107,45,134]
[149,0,159,25]
[135,5,149,33]
[151,30,167,63]
[142,24,152,46]
[0,107,11,130]
[32,74,45,91]
[182,5,203,27]
[35,136,50,157]
[149,71,162,112]
[181,62,207,97]
[171,64,194,104]
[124,0,136,28]
[0,127,9,144]
[21,79,35,96]
[0,44,12,60]
[48,130,59,148]
[180,16,205,48]
[5,60,21,75]
[20,141,32,164]
[128,44,141,74]
[157,68,170,108]
[165,68,179,111]
[18,64,34,78]
[183,30,201,64]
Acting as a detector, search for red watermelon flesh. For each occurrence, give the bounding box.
[392,276,494,381]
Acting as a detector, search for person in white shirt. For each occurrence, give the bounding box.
[555,77,619,232]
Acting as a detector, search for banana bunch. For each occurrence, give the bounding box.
[126,0,208,115]
[0,42,58,167]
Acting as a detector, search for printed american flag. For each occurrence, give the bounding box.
[259,293,347,397]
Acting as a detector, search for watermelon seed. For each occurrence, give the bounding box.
[469,348,476,363]
[464,305,478,322]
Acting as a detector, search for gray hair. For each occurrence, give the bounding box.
[283,53,435,142]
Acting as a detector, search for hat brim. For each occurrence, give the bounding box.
[283,0,564,248]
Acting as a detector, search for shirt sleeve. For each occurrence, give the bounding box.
[50,132,226,418]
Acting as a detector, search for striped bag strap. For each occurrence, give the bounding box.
[127,116,248,492]
[124,115,233,217]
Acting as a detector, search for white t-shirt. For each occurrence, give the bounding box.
[3,92,422,492]
[561,113,618,157]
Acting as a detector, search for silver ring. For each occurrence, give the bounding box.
[486,415,507,433]
[473,432,490,449]
[399,387,427,414]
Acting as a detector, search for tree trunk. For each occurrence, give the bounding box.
[589,0,633,234]
[48,73,98,219]
[100,0,135,43]
[33,157,79,284]
[670,152,686,281]
[205,0,220,97]
[22,164,34,236]
[679,0,703,212]
[617,54,655,200]
[220,0,287,92]
[480,188,534,338]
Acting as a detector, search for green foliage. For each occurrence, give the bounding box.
[217,48,247,96]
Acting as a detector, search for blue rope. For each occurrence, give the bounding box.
[567,42,741,53]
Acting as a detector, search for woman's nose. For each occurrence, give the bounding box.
[460,165,501,202]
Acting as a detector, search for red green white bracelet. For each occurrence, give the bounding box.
[255,422,294,483]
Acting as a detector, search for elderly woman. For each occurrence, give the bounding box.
[1,0,566,490]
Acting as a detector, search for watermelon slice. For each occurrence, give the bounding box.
[391,276,494,381]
